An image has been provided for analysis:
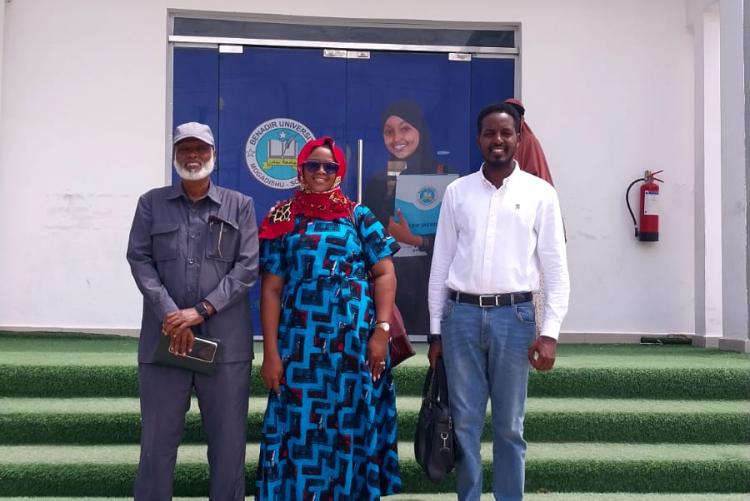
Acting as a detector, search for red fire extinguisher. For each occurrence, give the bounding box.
[626,170,664,241]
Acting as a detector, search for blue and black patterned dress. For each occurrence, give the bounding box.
[256,204,402,500]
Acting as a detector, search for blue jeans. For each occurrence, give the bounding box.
[441,298,536,501]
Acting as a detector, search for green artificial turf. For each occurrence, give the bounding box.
[0,443,747,495]
[525,367,750,400]
[1,333,748,497]
[3,396,747,414]
[1,397,747,445]
[0,365,139,397]
[2,364,747,399]
[3,442,747,464]
[1,333,748,368]
[1,333,748,399]
[0,332,138,366]
[544,344,750,368]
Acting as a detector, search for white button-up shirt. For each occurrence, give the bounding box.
[428,162,570,339]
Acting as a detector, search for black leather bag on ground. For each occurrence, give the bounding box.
[414,356,458,482]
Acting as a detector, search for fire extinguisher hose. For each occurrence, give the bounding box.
[626,178,645,237]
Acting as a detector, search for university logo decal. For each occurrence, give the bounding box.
[245,118,315,189]
[417,185,438,208]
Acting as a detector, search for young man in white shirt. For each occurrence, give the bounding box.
[427,102,569,500]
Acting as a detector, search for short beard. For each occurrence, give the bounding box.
[174,155,215,181]
[483,156,514,170]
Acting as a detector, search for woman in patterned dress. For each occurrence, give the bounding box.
[255,136,402,500]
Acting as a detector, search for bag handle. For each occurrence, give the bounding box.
[423,356,450,405]
[421,365,434,399]
[433,357,450,405]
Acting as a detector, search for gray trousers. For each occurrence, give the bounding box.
[134,361,251,501]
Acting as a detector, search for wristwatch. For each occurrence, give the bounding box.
[374,321,391,333]
[427,334,442,344]
[195,301,211,321]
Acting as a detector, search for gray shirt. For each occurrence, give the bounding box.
[127,182,259,363]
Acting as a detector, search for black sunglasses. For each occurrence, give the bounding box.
[302,161,339,175]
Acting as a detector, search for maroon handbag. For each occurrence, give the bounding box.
[389,304,415,367]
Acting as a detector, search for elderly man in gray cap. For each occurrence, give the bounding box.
[127,122,259,500]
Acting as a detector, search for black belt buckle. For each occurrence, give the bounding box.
[478,294,499,308]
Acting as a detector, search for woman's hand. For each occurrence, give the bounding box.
[388,209,423,247]
[367,327,390,382]
[260,272,285,395]
[369,258,395,382]
[261,350,284,395]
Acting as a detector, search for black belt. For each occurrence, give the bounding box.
[451,290,533,308]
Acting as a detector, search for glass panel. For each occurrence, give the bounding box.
[172,47,220,186]
[348,51,472,336]
[469,57,516,170]
[174,17,516,49]
[173,45,517,336]
[217,46,347,214]
[216,46,348,329]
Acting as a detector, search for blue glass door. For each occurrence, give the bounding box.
[172,47,219,186]
[217,46,348,218]
[174,45,515,335]
[470,56,516,169]
[346,51,472,182]
[214,47,347,327]
[347,51,473,336]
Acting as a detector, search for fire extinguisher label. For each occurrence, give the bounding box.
[644,191,659,215]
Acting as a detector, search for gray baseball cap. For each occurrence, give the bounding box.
[173,122,215,146]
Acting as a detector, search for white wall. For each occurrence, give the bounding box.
[0,0,698,336]
[517,1,695,337]
[717,0,749,348]
[703,7,723,337]
[0,0,5,115]
[688,0,747,350]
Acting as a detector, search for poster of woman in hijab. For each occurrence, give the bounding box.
[363,100,457,336]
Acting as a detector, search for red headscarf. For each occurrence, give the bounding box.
[504,98,554,186]
[258,136,357,240]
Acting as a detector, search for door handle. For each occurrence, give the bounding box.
[357,139,364,204]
